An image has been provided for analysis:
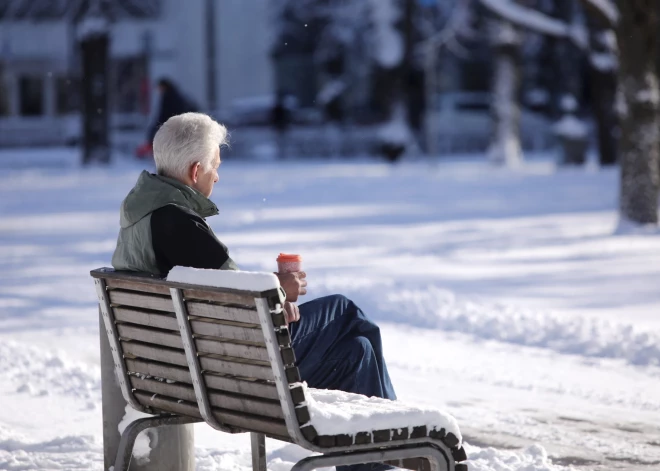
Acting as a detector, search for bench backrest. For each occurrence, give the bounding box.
[91,268,316,444]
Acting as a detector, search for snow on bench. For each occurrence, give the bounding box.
[303,384,461,441]
[167,266,280,292]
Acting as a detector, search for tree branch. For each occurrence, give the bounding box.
[580,0,619,28]
[479,0,587,49]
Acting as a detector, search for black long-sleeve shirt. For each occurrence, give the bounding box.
[150,204,238,275]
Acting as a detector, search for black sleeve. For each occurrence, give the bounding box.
[151,204,238,275]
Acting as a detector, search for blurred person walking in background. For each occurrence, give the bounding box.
[136,78,199,159]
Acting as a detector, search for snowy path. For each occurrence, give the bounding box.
[1,152,659,470]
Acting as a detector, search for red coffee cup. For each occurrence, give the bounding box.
[277,253,302,273]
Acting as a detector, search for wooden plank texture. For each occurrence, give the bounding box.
[133,391,290,437]
[186,302,260,324]
[105,277,171,295]
[122,341,188,367]
[130,377,284,419]
[120,327,272,371]
[109,290,173,312]
[195,338,270,362]
[114,307,178,330]
[134,390,202,418]
[203,374,279,401]
[125,358,280,401]
[190,319,265,344]
[118,324,270,363]
[126,358,193,384]
[117,324,183,349]
[199,356,274,381]
[183,289,256,307]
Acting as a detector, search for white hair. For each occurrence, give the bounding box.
[153,112,228,179]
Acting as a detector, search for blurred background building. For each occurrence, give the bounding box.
[0,0,628,162]
[0,0,273,148]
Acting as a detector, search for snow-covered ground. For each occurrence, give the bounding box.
[1,148,659,471]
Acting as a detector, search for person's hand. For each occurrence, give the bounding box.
[283,301,300,324]
[275,271,307,302]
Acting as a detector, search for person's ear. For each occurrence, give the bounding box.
[189,162,201,183]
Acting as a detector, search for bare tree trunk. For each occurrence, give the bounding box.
[487,20,523,167]
[80,33,111,165]
[585,5,618,166]
[616,0,659,225]
[370,0,415,162]
[555,0,588,166]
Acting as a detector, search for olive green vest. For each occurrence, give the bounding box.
[112,170,230,275]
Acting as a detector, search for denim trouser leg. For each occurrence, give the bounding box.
[289,295,396,471]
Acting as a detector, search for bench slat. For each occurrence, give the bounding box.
[119,325,271,364]
[117,324,183,349]
[110,290,174,312]
[186,301,260,324]
[134,391,290,438]
[117,314,266,347]
[122,341,189,367]
[130,377,284,419]
[135,390,202,417]
[125,358,280,401]
[195,338,270,362]
[114,307,179,330]
[190,319,265,344]
[200,356,274,381]
[105,277,171,296]
[183,289,257,307]
[114,308,266,347]
[203,375,279,401]
[126,358,193,384]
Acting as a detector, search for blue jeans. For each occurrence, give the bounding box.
[290,295,397,471]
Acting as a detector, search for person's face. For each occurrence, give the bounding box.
[192,147,220,198]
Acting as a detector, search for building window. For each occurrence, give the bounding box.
[19,76,44,116]
[112,56,148,114]
[56,76,81,114]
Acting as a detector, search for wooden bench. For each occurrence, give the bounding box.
[91,267,468,471]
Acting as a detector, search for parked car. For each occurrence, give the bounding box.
[223,94,322,127]
[429,91,555,153]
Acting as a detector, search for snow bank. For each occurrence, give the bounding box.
[614,217,660,235]
[263,441,564,471]
[302,384,462,441]
[465,443,566,471]
[1,340,100,401]
[167,266,280,292]
[0,425,101,470]
[377,287,660,366]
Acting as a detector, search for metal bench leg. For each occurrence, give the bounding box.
[114,415,201,471]
[290,445,451,471]
[250,432,266,471]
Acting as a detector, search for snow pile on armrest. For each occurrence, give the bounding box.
[167,266,280,292]
[303,384,461,442]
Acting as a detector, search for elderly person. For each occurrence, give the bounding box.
[112,113,396,470]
